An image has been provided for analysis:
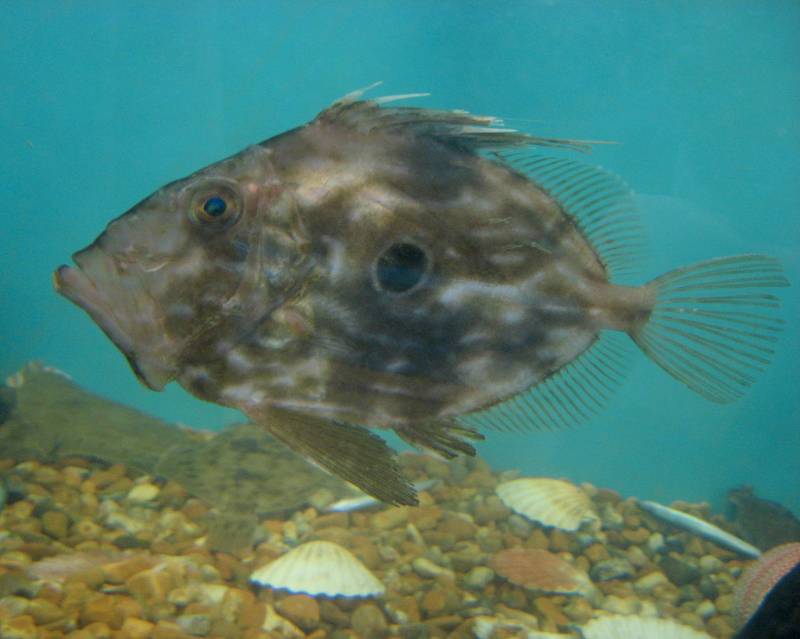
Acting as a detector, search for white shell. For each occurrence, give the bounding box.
[496,478,598,531]
[580,615,712,639]
[250,540,384,598]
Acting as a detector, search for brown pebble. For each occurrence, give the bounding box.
[275,594,320,632]
[548,529,572,553]
[371,506,409,530]
[584,543,610,563]
[101,555,157,584]
[126,566,176,605]
[351,602,387,639]
[420,590,446,617]
[1,615,38,639]
[120,617,155,639]
[26,598,64,625]
[41,511,69,540]
[622,527,650,545]
[525,529,549,550]
[81,595,123,629]
[534,596,569,630]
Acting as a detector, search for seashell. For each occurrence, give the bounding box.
[496,477,598,531]
[580,615,713,639]
[733,541,800,627]
[250,540,384,598]
[490,547,594,597]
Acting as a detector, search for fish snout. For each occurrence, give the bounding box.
[53,247,177,391]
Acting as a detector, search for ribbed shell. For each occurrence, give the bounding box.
[496,478,598,531]
[250,540,384,598]
[581,615,712,639]
[733,542,800,626]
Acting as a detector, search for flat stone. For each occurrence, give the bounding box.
[41,510,69,539]
[351,602,387,639]
[127,483,160,502]
[411,557,453,579]
[590,557,635,582]
[275,594,320,632]
[464,566,494,590]
[660,554,700,586]
[176,614,211,637]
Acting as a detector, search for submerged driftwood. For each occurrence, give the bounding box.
[0,362,351,550]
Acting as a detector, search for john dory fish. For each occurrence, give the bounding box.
[54,88,788,504]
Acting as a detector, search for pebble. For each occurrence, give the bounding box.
[351,603,388,639]
[590,557,635,581]
[464,566,495,590]
[411,557,454,579]
[275,594,320,632]
[127,484,161,503]
[0,444,751,639]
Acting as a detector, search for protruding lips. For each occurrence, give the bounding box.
[53,248,175,391]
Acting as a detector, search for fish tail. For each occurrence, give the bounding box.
[629,254,788,403]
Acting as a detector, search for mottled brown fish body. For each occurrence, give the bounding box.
[54,89,788,505]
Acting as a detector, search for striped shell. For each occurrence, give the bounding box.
[250,540,384,598]
[733,542,800,627]
[496,477,598,531]
[580,615,713,639]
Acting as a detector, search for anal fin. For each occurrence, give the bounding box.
[246,406,418,506]
[395,419,484,459]
[459,331,632,432]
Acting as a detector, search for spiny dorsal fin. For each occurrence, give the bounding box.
[497,152,646,281]
[458,331,632,432]
[314,84,597,153]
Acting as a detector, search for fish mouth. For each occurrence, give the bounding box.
[53,247,175,391]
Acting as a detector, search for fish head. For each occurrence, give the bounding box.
[54,145,311,391]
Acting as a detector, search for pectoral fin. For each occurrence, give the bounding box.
[246,406,418,506]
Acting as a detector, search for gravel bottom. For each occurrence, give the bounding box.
[0,452,750,639]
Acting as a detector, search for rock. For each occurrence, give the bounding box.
[590,557,635,582]
[351,602,387,639]
[420,590,446,617]
[41,510,69,539]
[261,603,304,638]
[696,599,716,619]
[698,554,723,573]
[660,554,700,586]
[507,514,532,538]
[385,596,421,625]
[26,598,64,624]
[634,570,669,594]
[126,483,160,503]
[120,617,156,639]
[176,613,211,636]
[584,543,610,563]
[464,566,494,590]
[371,506,408,530]
[533,596,568,630]
[0,616,39,639]
[102,555,157,584]
[275,594,320,632]
[602,594,641,615]
[411,557,453,579]
[646,532,666,554]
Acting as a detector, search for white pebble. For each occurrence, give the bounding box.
[127,483,160,502]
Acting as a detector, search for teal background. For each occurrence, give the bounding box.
[2,2,798,513]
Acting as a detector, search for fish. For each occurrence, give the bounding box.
[53,86,789,506]
[638,499,762,558]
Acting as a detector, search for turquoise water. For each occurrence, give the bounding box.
[2,2,798,512]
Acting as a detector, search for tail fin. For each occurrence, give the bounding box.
[629,255,788,403]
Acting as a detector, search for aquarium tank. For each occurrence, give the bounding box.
[1,2,798,638]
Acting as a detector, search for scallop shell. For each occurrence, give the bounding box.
[496,477,598,531]
[250,540,384,598]
[580,615,712,639]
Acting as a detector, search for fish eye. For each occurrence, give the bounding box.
[374,242,429,294]
[189,185,242,227]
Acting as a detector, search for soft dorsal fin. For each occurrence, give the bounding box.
[497,151,646,280]
[458,331,632,432]
[314,84,597,153]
